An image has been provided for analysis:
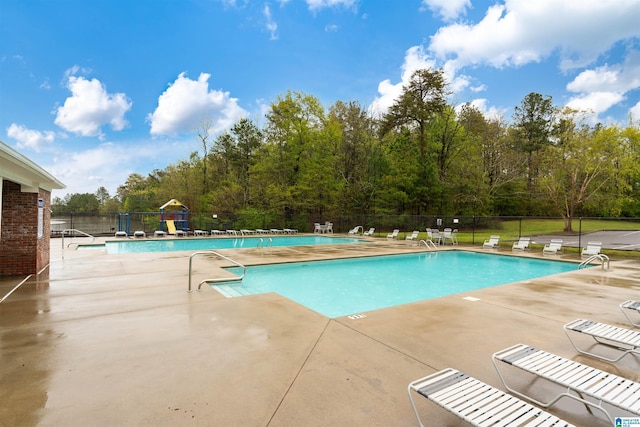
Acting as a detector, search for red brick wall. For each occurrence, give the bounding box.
[0,180,52,277]
[37,189,52,272]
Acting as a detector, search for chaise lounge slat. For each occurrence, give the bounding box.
[408,368,574,427]
[620,300,640,327]
[492,343,640,424]
[563,319,640,363]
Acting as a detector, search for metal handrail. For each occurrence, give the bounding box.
[579,254,610,270]
[61,229,95,252]
[419,239,438,250]
[188,251,246,292]
[257,237,273,249]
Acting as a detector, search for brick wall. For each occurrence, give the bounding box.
[0,180,52,277]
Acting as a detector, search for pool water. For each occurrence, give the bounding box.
[223,251,577,318]
[103,235,363,254]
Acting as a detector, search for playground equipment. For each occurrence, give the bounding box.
[160,199,189,234]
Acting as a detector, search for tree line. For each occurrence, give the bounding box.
[53,68,640,232]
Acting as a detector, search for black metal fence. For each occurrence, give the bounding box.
[51,212,640,251]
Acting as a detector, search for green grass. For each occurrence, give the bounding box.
[368,218,640,259]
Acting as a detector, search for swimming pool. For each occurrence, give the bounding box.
[103,235,363,254]
[222,251,577,318]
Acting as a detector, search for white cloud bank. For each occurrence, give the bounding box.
[306,0,357,11]
[54,71,132,137]
[421,0,470,22]
[429,0,640,73]
[147,72,248,136]
[6,124,55,151]
[566,49,640,117]
[370,0,640,121]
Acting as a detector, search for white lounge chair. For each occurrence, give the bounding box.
[563,318,640,363]
[442,228,457,245]
[483,235,499,249]
[425,228,439,245]
[348,226,363,235]
[386,229,399,239]
[542,239,563,255]
[133,230,146,238]
[511,237,530,251]
[493,343,640,424]
[408,368,574,427]
[620,300,640,327]
[581,241,602,257]
[363,227,375,236]
[405,230,419,241]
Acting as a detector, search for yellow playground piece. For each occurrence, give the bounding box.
[165,219,177,235]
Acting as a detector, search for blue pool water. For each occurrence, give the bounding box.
[104,235,362,254]
[223,251,577,318]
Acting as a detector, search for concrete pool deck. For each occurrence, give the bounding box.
[1,236,639,426]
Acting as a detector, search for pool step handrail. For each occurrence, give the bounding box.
[61,228,96,248]
[579,253,610,270]
[188,251,246,292]
[257,237,273,248]
[419,239,438,250]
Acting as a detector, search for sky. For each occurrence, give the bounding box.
[1,0,640,199]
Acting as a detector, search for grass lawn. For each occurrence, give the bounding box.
[370,218,640,259]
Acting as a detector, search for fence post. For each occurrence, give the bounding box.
[472,216,476,244]
[518,217,522,238]
[578,217,582,253]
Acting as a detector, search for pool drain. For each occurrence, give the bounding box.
[348,314,367,319]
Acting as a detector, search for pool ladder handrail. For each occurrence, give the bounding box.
[61,228,96,248]
[579,253,610,270]
[419,239,438,250]
[257,237,272,249]
[188,251,246,292]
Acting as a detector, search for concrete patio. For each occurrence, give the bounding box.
[1,236,639,426]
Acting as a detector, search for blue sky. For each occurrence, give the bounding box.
[2,0,640,199]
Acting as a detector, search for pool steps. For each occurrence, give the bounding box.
[212,284,257,298]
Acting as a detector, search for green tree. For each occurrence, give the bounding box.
[380,68,450,214]
[512,92,555,212]
[327,100,376,214]
[257,91,328,218]
[539,110,628,231]
[381,68,450,160]
[64,193,100,213]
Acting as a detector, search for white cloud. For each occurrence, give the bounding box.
[6,123,55,152]
[565,49,640,117]
[372,1,640,122]
[463,98,506,121]
[566,92,625,116]
[421,0,470,21]
[306,0,357,11]
[147,72,248,136]
[567,50,640,94]
[630,102,640,124]
[46,139,182,197]
[368,46,437,117]
[429,0,640,74]
[263,4,278,40]
[54,72,132,137]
